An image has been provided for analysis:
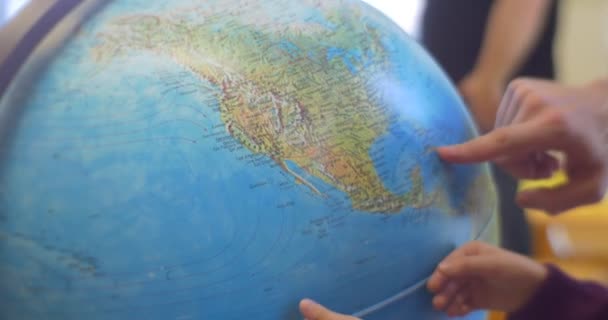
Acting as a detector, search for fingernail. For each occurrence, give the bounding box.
[300,299,319,312]
[438,262,449,271]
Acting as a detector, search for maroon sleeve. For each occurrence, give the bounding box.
[508,264,608,320]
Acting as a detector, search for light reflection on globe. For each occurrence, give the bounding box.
[0,1,498,319]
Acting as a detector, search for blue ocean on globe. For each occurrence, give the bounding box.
[0,0,497,319]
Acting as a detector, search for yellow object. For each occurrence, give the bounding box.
[487,171,608,320]
[519,170,568,190]
[524,170,608,284]
[488,312,506,320]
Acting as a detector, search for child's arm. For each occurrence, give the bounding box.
[509,265,608,320]
[428,241,608,319]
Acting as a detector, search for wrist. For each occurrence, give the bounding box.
[588,78,608,90]
[513,263,549,312]
[464,70,507,91]
[527,262,548,294]
[584,78,608,108]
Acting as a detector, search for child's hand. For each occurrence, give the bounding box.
[427,241,548,317]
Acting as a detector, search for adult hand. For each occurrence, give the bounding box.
[458,73,504,133]
[427,241,547,316]
[299,299,360,320]
[438,78,608,214]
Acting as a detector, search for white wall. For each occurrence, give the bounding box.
[555,0,608,85]
[0,0,29,25]
[361,0,426,37]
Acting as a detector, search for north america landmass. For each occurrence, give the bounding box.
[90,2,437,214]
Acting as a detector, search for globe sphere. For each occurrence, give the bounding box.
[0,1,498,319]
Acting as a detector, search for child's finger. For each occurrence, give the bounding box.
[438,255,497,279]
[432,280,464,311]
[427,270,448,293]
[299,299,359,320]
[446,293,471,317]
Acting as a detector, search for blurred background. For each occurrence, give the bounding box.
[0,0,28,25]
[2,0,607,318]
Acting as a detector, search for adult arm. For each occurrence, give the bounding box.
[472,0,554,84]
[459,0,555,132]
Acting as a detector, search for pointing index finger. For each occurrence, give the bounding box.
[436,120,561,164]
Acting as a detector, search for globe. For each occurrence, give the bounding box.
[0,1,499,319]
